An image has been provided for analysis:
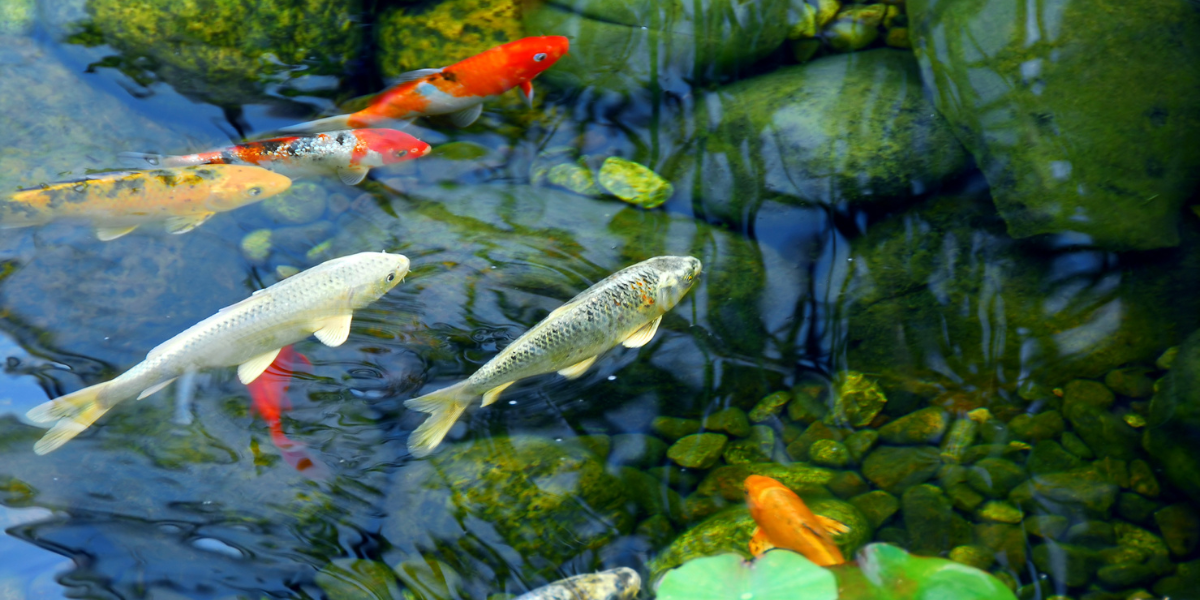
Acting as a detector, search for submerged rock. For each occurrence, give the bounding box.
[597,157,673,209]
[79,0,362,106]
[525,0,790,95]
[861,446,940,494]
[376,0,524,80]
[672,49,967,224]
[907,0,1200,250]
[381,436,633,581]
[1145,329,1200,504]
[668,433,728,469]
[827,371,887,428]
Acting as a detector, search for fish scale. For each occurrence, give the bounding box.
[25,252,410,455]
[405,256,702,457]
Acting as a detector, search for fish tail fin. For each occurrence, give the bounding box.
[404,381,475,458]
[26,382,113,455]
[277,114,354,134]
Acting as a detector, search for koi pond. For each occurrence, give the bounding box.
[2,0,1200,598]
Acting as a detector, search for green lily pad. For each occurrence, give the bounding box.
[655,551,837,600]
[857,543,1017,600]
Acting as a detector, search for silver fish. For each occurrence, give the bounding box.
[514,568,641,600]
[405,255,702,457]
[26,252,410,455]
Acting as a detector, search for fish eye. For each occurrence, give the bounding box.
[533,52,547,62]
[248,187,262,196]
[386,273,396,282]
[394,149,407,158]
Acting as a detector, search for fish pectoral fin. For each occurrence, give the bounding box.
[557,355,597,380]
[336,166,369,186]
[137,378,177,400]
[238,348,282,385]
[621,315,663,348]
[480,381,515,407]
[814,514,850,535]
[313,314,353,347]
[165,212,214,235]
[95,225,139,241]
[748,527,775,557]
[447,103,483,128]
[392,67,443,83]
[518,81,534,107]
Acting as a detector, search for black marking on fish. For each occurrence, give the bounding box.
[439,71,458,84]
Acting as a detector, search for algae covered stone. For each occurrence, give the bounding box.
[809,439,852,468]
[878,407,948,445]
[668,433,728,469]
[696,463,834,501]
[376,0,524,80]
[381,436,633,581]
[907,0,1200,250]
[861,446,940,494]
[597,157,674,209]
[825,4,884,52]
[80,0,363,106]
[827,371,887,428]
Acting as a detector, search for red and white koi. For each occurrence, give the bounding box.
[281,36,570,134]
[122,129,431,186]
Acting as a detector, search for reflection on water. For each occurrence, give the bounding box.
[1,0,1199,598]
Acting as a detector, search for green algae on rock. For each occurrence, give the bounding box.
[697,463,835,501]
[824,4,884,52]
[375,0,524,80]
[79,0,363,107]
[827,371,887,428]
[597,157,674,209]
[668,433,729,469]
[907,0,1200,251]
[381,436,632,581]
[670,49,967,224]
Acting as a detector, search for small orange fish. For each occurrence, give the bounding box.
[282,36,570,133]
[744,475,849,566]
[248,345,329,478]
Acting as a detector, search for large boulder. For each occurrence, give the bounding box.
[77,0,364,106]
[668,50,969,225]
[380,436,633,583]
[524,0,790,95]
[907,0,1200,251]
[841,187,1200,388]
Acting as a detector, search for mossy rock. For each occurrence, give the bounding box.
[908,0,1200,250]
[667,49,968,225]
[376,0,524,80]
[525,0,790,95]
[381,436,633,581]
[80,0,363,106]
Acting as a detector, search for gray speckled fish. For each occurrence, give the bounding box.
[405,255,701,457]
[514,568,641,600]
[26,252,410,455]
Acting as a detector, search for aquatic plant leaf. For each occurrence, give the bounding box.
[655,550,837,600]
[858,543,1017,600]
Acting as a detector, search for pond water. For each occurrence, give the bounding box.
[2,0,1200,599]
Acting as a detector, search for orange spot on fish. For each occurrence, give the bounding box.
[744,475,847,566]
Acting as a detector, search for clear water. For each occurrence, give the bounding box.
[2,0,1198,598]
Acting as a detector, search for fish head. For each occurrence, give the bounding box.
[744,474,788,508]
[336,251,412,308]
[649,255,702,308]
[203,165,293,209]
[503,36,570,83]
[356,129,432,166]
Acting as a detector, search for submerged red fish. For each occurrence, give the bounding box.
[123,129,430,186]
[745,475,849,566]
[247,345,328,478]
[282,36,570,133]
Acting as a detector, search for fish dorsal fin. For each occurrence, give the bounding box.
[336,166,369,186]
[557,355,597,380]
[621,315,662,348]
[480,381,514,407]
[165,212,214,235]
[518,81,534,107]
[95,225,138,241]
[393,67,443,83]
[447,103,483,128]
[313,314,353,347]
[238,348,281,384]
[137,378,177,400]
[814,514,850,535]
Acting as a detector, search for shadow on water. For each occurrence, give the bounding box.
[0,0,1199,597]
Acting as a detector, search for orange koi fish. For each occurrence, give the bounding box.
[122,129,431,186]
[247,345,329,479]
[744,475,850,566]
[282,36,570,133]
